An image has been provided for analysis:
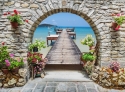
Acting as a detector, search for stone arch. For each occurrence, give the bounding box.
[27,8,110,66]
[0,0,125,67]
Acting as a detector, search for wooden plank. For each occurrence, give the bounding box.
[46,29,81,65]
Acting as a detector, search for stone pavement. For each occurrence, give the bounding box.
[1,70,125,92]
[1,80,125,92]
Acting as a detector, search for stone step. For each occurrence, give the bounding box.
[45,64,82,70]
[34,70,91,82]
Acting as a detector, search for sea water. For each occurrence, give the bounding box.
[33,26,96,57]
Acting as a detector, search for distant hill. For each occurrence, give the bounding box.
[39,24,56,27]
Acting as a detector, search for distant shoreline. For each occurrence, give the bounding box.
[38,26,91,28]
[56,26,91,28]
[39,23,91,28]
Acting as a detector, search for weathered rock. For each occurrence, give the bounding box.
[111,51,118,55]
[111,10,120,13]
[101,79,108,83]
[19,78,25,83]
[21,53,27,57]
[15,2,20,7]
[3,83,9,88]
[22,33,29,37]
[97,23,104,28]
[25,38,31,42]
[0,70,6,80]
[30,4,39,8]
[27,20,34,25]
[62,0,66,6]
[16,81,26,87]
[0,70,3,75]
[91,66,125,88]
[21,3,29,8]
[0,82,2,87]
[109,5,119,9]
[101,6,108,9]
[41,73,45,78]
[88,9,94,16]
[36,0,46,2]
[91,73,98,81]
[8,78,16,86]
[118,80,125,85]
[18,49,27,53]
[22,29,29,33]
[119,28,125,31]
[18,68,27,78]
[5,1,15,6]
[15,53,20,57]
[0,34,5,37]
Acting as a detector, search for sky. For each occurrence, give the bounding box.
[41,12,90,27]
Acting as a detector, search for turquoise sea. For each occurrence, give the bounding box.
[33,26,96,57]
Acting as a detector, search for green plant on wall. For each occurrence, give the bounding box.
[3,10,23,24]
[81,35,95,47]
[82,52,96,62]
[28,39,46,51]
[112,13,125,26]
[8,58,24,70]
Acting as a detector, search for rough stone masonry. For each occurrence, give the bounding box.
[0,0,125,67]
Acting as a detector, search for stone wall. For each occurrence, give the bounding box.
[0,0,125,67]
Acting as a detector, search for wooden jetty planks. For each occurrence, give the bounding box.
[46,29,81,64]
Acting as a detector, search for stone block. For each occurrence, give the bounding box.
[22,29,29,33]
[67,87,76,92]
[36,9,43,16]
[97,23,104,29]
[45,4,51,11]
[0,34,5,37]
[66,82,76,86]
[45,87,56,92]
[40,4,47,13]
[87,88,97,92]
[119,28,125,31]
[21,2,29,8]
[48,0,54,9]
[101,6,108,10]
[87,9,94,16]
[56,83,67,92]
[47,82,58,86]
[30,4,39,8]
[22,89,33,92]
[77,84,87,92]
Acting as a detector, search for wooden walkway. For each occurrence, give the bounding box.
[46,29,81,64]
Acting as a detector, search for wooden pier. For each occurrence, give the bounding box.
[68,32,76,39]
[56,31,62,35]
[46,35,59,45]
[46,29,81,65]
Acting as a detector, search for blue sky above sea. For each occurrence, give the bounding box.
[41,12,90,27]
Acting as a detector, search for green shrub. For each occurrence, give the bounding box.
[28,39,46,51]
[81,35,95,47]
[82,52,96,62]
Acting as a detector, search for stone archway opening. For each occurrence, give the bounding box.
[33,12,96,57]
[30,9,99,67]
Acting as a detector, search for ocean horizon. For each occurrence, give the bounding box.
[33,26,96,57]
